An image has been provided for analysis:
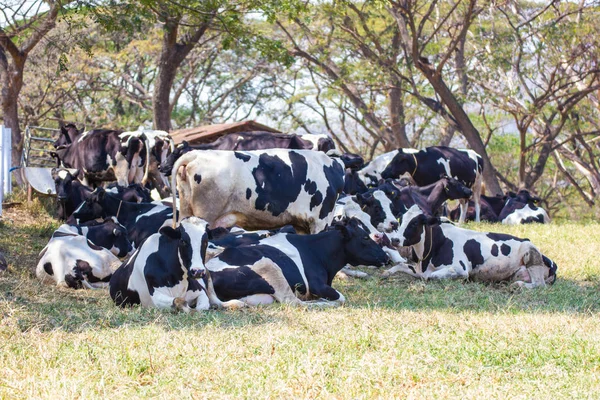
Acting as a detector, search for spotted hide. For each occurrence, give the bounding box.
[109,217,243,311]
[386,205,557,288]
[172,149,345,234]
[498,190,551,225]
[206,217,388,306]
[377,147,484,223]
[36,225,122,289]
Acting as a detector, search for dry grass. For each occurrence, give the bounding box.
[1,200,600,399]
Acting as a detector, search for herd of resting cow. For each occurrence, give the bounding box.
[33,124,557,311]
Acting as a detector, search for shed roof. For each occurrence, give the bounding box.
[169,121,281,145]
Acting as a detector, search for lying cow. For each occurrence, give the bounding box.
[109,217,244,311]
[207,217,389,305]
[498,190,550,225]
[171,149,345,234]
[71,188,174,248]
[386,205,557,288]
[36,225,123,289]
[449,194,508,223]
[62,217,133,257]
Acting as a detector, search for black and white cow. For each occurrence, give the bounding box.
[498,190,551,225]
[36,225,122,289]
[172,149,345,234]
[53,168,152,220]
[363,147,484,223]
[61,217,133,257]
[51,127,145,188]
[109,217,244,311]
[207,217,388,306]
[385,205,557,287]
[71,188,175,248]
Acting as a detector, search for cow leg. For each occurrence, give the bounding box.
[151,289,190,312]
[336,267,369,279]
[310,284,345,304]
[238,294,276,306]
[458,199,468,224]
[186,289,211,311]
[513,248,548,289]
[472,174,483,223]
[204,271,247,309]
[382,262,421,278]
[114,153,130,186]
[428,265,469,281]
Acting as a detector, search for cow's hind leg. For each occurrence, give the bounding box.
[513,247,548,289]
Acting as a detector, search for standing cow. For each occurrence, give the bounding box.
[171,149,345,234]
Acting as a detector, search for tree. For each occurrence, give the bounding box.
[0,0,64,178]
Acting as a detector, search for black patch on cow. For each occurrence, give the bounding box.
[426,228,454,271]
[194,174,202,184]
[110,252,141,307]
[211,266,275,302]
[216,244,307,295]
[310,191,323,211]
[459,260,466,271]
[486,233,528,242]
[319,162,344,219]
[43,262,54,276]
[246,188,252,200]
[491,244,499,257]
[501,244,511,256]
[65,274,83,289]
[521,214,544,224]
[252,152,308,217]
[304,179,317,195]
[86,239,104,252]
[463,239,484,268]
[234,152,251,162]
[143,234,186,296]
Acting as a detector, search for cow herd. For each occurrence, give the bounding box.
[35,126,557,312]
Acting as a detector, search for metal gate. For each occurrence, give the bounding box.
[22,125,60,168]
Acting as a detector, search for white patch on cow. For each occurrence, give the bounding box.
[260,234,310,295]
[76,130,92,143]
[436,157,453,177]
[298,133,328,150]
[501,204,550,225]
[402,148,420,154]
[372,190,397,232]
[57,170,69,180]
[357,150,398,184]
[333,197,379,240]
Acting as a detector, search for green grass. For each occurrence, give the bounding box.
[1,203,600,399]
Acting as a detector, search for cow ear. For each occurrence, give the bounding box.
[425,216,440,226]
[334,223,350,240]
[159,226,181,240]
[113,228,122,237]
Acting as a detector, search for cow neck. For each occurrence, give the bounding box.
[410,153,418,177]
[424,182,447,215]
[103,193,153,225]
[417,224,442,272]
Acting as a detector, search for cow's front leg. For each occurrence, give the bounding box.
[151,289,189,312]
[311,285,345,304]
[458,199,468,224]
[427,264,468,281]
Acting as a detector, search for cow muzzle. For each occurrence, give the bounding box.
[189,268,206,280]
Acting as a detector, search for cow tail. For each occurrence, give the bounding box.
[141,136,151,186]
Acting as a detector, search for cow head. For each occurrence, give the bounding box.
[515,189,541,205]
[54,123,80,149]
[52,168,81,220]
[381,150,418,180]
[394,204,439,247]
[355,190,399,232]
[82,217,133,257]
[72,188,107,222]
[440,175,473,200]
[160,217,210,280]
[159,141,192,176]
[108,183,152,203]
[331,217,389,267]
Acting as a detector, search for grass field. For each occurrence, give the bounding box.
[1,199,600,399]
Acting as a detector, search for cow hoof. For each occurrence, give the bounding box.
[172,297,190,312]
[221,299,247,309]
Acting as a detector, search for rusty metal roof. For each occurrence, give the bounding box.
[169,121,281,145]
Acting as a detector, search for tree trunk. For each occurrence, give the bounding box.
[0,52,24,184]
[419,62,502,195]
[388,79,410,148]
[153,53,178,131]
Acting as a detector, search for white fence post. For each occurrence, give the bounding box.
[2,126,11,195]
[0,125,4,216]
